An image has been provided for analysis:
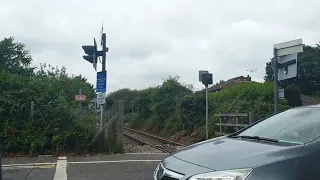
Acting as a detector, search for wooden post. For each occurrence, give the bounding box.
[235,117,239,132]
[107,102,117,152]
[116,100,124,152]
[248,112,253,124]
[105,109,112,138]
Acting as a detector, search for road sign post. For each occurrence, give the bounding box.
[273,48,279,114]
[277,53,298,81]
[97,92,106,105]
[273,38,303,114]
[75,94,86,101]
[88,98,101,113]
[75,91,86,120]
[98,33,108,152]
[199,70,213,140]
[96,71,107,93]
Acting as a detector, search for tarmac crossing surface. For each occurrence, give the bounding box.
[2,153,169,180]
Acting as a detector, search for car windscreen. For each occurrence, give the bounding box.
[237,107,320,144]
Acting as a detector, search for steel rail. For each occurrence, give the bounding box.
[124,127,185,146]
[123,133,173,153]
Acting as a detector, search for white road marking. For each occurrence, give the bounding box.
[3,164,55,170]
[38,154,54,158]
[53,156,67,180]
[59,157,67,160]
[123,153,169,155]
[68,159,161,164]
[2,162,56,167]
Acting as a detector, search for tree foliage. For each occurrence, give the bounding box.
[0,37,97,155]
[106,88,140,113]
[120,77,289,140]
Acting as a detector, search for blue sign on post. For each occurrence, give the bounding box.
[96,71,107,93]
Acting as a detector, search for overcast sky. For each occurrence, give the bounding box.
[1,0,320,93]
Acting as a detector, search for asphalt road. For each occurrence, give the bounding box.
[2,153,168,180]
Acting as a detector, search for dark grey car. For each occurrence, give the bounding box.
[153,105,320,180]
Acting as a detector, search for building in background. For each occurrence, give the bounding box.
[210,75,256,92]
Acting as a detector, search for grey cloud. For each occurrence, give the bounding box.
[21,37,77,55]
[2,0,320,93]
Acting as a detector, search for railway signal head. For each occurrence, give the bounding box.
[82,38,98,70]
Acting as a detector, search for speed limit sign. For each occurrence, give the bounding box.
[88,98,101,113]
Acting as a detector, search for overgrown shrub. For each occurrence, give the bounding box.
[285,84,303,107]
[0,37,97,155]
[124,79,290,138]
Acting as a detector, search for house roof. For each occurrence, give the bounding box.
[210,75,256,91]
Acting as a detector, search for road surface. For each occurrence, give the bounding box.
[2,153,168,180]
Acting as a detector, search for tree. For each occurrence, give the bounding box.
[107,88,140,113]
[265,44,320,96]
[0,37,34,75]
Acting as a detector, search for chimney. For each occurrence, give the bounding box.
[246,75,251,81]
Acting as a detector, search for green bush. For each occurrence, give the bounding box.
[0,37,97,155]
[285,84,302,107]
[125,79,290,138]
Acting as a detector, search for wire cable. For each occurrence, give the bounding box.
[294,14,320,38]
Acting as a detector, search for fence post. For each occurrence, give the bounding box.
[116,100,124,152]
[235,110,239,131]
[219,112,222,135]
[248,112,253,125]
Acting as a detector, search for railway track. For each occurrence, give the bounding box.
[123,127,185,153]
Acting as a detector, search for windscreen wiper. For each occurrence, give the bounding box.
[230,135,279,143]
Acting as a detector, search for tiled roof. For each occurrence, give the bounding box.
[210,75,255,92]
